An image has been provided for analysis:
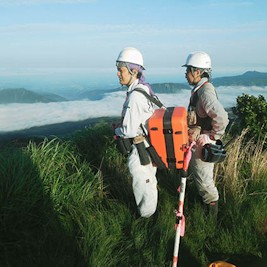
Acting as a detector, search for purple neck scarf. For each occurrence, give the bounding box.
[127,63,154,95]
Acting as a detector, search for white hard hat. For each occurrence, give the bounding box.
[116,47,145,69]
[182,51,211,69]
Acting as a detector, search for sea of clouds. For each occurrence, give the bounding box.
[0,86,266,133]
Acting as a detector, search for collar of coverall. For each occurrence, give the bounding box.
[192,77,209,93]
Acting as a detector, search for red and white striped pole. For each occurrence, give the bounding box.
[172,142,195,267]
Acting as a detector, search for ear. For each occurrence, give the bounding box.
[132,69,138,76]
[195,68,202,77]
[195,69,201,75]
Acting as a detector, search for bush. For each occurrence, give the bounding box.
[232,94,267,145]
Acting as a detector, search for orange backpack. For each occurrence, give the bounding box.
[133,88,189,170]
[148,107,189,170]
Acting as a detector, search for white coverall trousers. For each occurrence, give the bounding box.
[190,144,219,204]
[128,145,158,218]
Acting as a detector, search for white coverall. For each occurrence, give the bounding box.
[115,79,158,218]
[189,78,229,204]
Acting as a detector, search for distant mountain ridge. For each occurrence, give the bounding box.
[80,71,267,100]
[212,71,267,86]
[151,83,191,93]
[78,82,191,100]
[0,71,266,103]
[78,88,121,101]
[0,88,66,104]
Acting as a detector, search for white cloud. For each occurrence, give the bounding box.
[0,86,266,133]
[216,85,267,108]
[0,95,124,132]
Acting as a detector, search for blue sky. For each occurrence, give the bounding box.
[0,0,267,80]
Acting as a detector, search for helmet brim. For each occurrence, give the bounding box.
[116,61,145,70]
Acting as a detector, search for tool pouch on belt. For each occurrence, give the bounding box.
[188,126,201,142]
[187,109,201,142]
[187,109,197,126]
[133,136,150,165]
[114,136,132,156]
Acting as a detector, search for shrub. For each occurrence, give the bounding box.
[232,94,267,146]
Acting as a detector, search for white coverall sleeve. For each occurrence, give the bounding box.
[115,91,149,138]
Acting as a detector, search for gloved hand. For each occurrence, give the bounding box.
[111,122,121,130]
[196,134,213,147]
[188,126,201,143]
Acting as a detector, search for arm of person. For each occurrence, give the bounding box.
[197,86,229,145]
[115,91,146,138]
[206,99,229,139]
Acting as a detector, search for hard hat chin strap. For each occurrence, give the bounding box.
[126,74,135,87]
[191,67,202,84]
[123,63,139,86]
[117,61,145,87]
[192,67,212,84]
[116,61,136,86]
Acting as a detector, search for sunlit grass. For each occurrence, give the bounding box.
[0,123,266,267]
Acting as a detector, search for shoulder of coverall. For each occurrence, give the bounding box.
[128,83,154,111]
[132,80,150,91]
[128,81,150,96]
[197,82,218,101]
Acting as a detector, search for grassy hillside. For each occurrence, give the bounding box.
[0,122,266,267]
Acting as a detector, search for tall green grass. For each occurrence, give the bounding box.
[0,122,266,267]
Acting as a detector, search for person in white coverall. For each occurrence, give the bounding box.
[114,47,158,218]
[182,51,229,219]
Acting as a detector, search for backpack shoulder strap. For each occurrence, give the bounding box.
[133,87,165,108]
